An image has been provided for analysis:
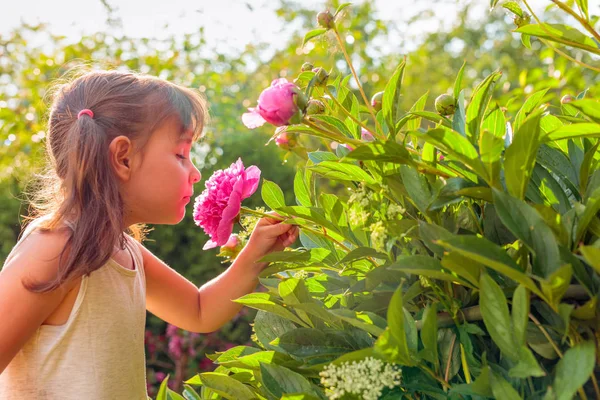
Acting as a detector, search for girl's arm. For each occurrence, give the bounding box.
[0,229,78,373]
[142,216,298,333]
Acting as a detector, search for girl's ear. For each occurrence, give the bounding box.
[109,135,133,181]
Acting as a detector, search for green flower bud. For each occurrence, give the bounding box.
[312,67,329,86]
[301,62,314,72]
[435,93,456,116]
[561,94,575,104]
[292,86,309,112]
[306,99,326,115]
[513,12,531,28]
[370,91,384,112]
[316,10,334,29]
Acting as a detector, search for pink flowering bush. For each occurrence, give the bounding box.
[242,78,307,129]
[192,158,261,250]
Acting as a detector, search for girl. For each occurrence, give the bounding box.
[0,70,299,399]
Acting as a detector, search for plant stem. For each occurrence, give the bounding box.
[420,363,452,391]
[239,206,352,252]
[331,28,383,135]
[303,117,362,146]
[324,87,384,141]
[528,313,564,358]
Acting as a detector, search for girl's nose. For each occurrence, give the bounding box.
[190,164,201,184]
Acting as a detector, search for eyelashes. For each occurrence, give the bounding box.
[176,154,187,160]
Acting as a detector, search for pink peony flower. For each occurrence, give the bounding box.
[223,234,240,249]
[242,78,305,129]
[361,128,375,142]
[193,158,261,250]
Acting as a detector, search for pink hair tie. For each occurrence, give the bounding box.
[77,109,94,119]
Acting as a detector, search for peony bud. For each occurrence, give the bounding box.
[370,91,384,112]
[301,62,314,72]
[560,95,575,104]
[317,10,334,29]
[306,99,326,115]
[513,12,531,28]
[435,94,456,116]
[361,128,375,142]
[242,78,305,128]
[312,67,329,86]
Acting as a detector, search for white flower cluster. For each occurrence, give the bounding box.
[369,221,387,252]
[319,357,402,400]
[293,270,309,279]
[348,207,370,226]
[386,203,405,220]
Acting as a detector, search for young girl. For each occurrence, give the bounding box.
[0,70,299,399]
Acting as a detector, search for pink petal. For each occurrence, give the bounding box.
[241,165,261,198]
[216,178,244,245]
[242,109,266,129]
[202,239,218,250]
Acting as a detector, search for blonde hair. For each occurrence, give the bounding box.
[24,69,208,293]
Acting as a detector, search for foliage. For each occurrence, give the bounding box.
[171,2,600,399]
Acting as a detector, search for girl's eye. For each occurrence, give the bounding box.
[176,154,187,160]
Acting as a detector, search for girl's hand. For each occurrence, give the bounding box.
[241,213,300,269]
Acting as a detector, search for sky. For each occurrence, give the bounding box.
[0,0,482,55]
[0,0,597,57]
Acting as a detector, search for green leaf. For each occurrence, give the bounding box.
[437,235,543,297]
[420,303,439,368]
[466,70,502,144]
[419,128,487,181]
[508,345,546,378]
[490,371,523,400]
[480,273,519,362]
[512,285,529,348]
[453,61,466,100]
[302,28,328,47]
[386,284,412,362]
[260,363,316,399]
[253,311,300,352]
[580,245,600,274]
[478,128,503,186]
[273,328,361,359]
[337,247,389,264]
[492,188,561,277]
[389,255,472,286]
[309,161,376,184]
[515,24,600,54]
[482,107,506,139]
[342,140,411,163]
[441,252,481,288]
[543,123,600,142]
[261,179,286,210]
[575,187,600,244]
[540,264,572,307]
[307,151,338,164]
[156,374,171,400]
[452,90,467,136]
[406,92,429,131]
[294,168,312,207]
[233,293,307,326]
[199,372,257,400]
[502,1,523,17]
[277,205,340,234]
[329,309,386,336]
[382,59,406,132]
[334,2,352,16]
[504,108,544,199]
[400,165,431,214]
[554,341,596,400]
[514,88,549,132]
[182,384,202,400]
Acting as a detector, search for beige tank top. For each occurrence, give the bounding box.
[0,218,149,400]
